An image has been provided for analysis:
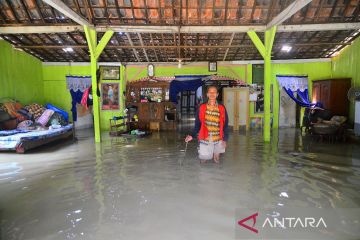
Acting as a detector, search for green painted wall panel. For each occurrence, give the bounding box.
[42,61,333,132]
[331,37,360,122]
[43,65,91,124]
[0,41,43,104]
[42,64,125,130]
[270,61,332,128]
[125,63,247,81]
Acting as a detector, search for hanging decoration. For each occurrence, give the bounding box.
[276,75,309,92]
[276,75,315,108]
[66,75,92,92]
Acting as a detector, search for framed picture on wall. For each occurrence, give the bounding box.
[100,66,120,80]
[208,61,217,72]
[101,83,120,110]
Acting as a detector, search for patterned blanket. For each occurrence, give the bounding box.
[0,124,73,150]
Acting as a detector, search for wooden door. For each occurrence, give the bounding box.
[330,80,350,116]
[223,89,235,127]
[223,88,249,131]
[312,82,321,103]
[236,88,249,130]
[320,81,331,109]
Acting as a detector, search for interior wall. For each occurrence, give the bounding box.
[270,62,332,128]
[42,64,125,131]
[125,63,247,81]
[41,61,332,133]
[0,40,44,104]
[331,37,360,123]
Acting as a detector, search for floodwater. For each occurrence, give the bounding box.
[0,127,359,240]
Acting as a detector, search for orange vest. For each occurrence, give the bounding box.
[197,103,226,141]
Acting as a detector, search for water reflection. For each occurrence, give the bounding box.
[0,128,359,239]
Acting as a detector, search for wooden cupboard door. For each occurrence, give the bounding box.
[237,89,248,127]
[149,103,163,121]
[138,103,150,122]
[223,89,235,127]
[312,83,320,103]
[331,81,350,116]
[320,82,331,109]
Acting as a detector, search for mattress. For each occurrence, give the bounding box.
[0,124,73,151]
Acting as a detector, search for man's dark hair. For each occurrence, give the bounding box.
[207,85,218,92]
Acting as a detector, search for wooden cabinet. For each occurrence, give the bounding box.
[223,87,249,130]
[312,78,351,116]
[126,81,177,130]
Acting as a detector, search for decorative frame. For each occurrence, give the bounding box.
[100,65,120,80]
[101,83,120,110]
[208,61,217,72]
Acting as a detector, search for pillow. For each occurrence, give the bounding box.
[17,120,35,130]
[36,109,54,126]
[25,103,46,120]
[17,108,33,120]
[46,112,67,127]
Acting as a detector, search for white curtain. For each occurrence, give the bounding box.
[66,76,92,92]
[276,75,308,91]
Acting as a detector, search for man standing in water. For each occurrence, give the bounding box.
[185,86,229,163]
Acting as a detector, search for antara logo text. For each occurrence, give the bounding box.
[238,212,327,234]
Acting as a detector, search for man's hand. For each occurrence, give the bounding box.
[185,135,193,142]
[222,141,227,149]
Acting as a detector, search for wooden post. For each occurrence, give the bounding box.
[84,26,114,142]
[247,26,276,142]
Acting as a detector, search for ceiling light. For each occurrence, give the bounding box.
[63,47,74,52]
[281,45,292,52]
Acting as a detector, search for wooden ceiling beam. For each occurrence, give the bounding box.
[17,41,348,49]
[149,33,159,61]
[1,23,360,34]
[266,0,312,29]
[137,33,149,62]
[42,0,92,26]
[223,32,235,61]
[125,32,141,62]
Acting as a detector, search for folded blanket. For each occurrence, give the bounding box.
[36,109,54,126]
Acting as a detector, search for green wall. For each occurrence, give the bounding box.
[42,64,90,123]
[331,37,360,122]
[125,63,247,81]
[126,62,332,129]
[270,61,332,128]
[42,64,125,130]
[0,40,43,104]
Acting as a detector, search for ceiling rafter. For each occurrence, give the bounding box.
[42,0,92,26]
[137,33,149,62]
[125,32,140,62]
[267,0,312,29]
[223,32,235,61]
[149,33,159,62]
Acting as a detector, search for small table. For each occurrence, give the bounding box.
[149,121,160,131]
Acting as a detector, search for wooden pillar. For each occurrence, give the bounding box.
[247,26,276,142]
[84,26,114,142]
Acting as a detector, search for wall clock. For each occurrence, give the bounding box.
[147,64,155,78]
